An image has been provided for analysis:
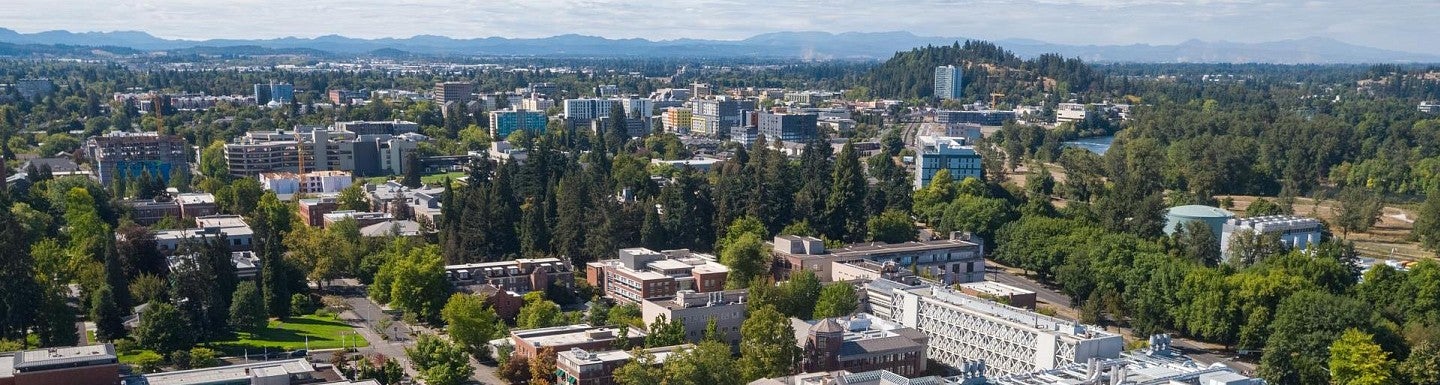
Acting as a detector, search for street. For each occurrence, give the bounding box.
[330,278,505,385]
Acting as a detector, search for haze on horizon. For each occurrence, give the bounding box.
[1,0,1437,55]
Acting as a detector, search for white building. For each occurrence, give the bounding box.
[868,280,1123,377]
[915,136,982,189]
[1219,215,1325,260]
[934,66,963,100]
[259,170,353,194]
[1055,103,1090,123]
[564,98,619,124]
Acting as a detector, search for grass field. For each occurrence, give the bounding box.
[212,314,368,354]
[362,171,465,187]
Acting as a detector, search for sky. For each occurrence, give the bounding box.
[1,0,1437,55]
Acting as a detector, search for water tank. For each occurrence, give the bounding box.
[1163,205,1234,237]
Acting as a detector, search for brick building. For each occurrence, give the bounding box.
[587,248,728,305]
[0,344,119,385]
[507,325,647,359]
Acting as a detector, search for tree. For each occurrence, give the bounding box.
[229,281,267,331]
[337,183,372,212]
[738,305,799,381]
[406,334,473,385]
[778,269,822,319]
[354,354,407,385]
[813,283,859,319]
[823,143,868,242]
[91,285,126,341]
[134,302,193,353]
[1173,220,1221,266]
[1225,228,1285,267]
[938,194,1015,242]
[253,192,293,318]
[666,340,740,385]
[441,293,500,358]
[497,355,532,385]
[721,233,768,289]
[607,303,643,328]
[0,194,40,342]
[198,140,229,178]
[1259,291,1373,385]
[1245,198,1289,217]
[530,347,558,385]
[133,351,165,373]
[1400,342,1440,385]
[189,347,218,368]
[517,292,563,329]
[1336,186,1383,238]
[645,314,686,347]
[402,152,423,188]
[1415,188,1440,254]
[866,210,916,244]
[613,349,664,385]
[1328,328,1394,385]
[372,245,450,323]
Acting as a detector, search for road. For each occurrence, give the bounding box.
[331,278,505,385]
[983,260,1258,375]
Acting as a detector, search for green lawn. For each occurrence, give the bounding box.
[212,314,368,354]
[117,348,159,365]
[362,171,465,187]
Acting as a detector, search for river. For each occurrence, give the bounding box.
[1062,135,1115,155]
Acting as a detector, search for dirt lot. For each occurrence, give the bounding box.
[1221,195,1431,261]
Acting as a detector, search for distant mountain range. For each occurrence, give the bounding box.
[1,28,1436,64]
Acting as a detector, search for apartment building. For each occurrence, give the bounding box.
[587,248,729,305]
[336,120,419,136]
[771,234,984,285]
[564,98,620,125]
[223,123,423,177]
[490,109,549,138]
[640,289,748,348]
[86,132,189,185]
[934,66,963,100]
[1055,103,1090,123]
[758,112,819,142]
[690,98,756,136]
[661,107,692,134]
[446,257,574,294]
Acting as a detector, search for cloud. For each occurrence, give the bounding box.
[0,0,1434,54]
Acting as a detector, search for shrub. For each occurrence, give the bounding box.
[189,347,218,368]
[133,351,165,373]
[291,294,314,315]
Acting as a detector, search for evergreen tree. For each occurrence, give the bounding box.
[519,198,550,256]
[639,202,666,250]
[91,285,126,341]
[1413,188,1440,254]
[229,281,266,331]
[794,138,833,226]
[0,194,40,342]
[824,142,868,242]
[402,152,423,188]
[551,173,588,267]
[253,193,293,318]
[134,302,192,353]
[102,237,131,312]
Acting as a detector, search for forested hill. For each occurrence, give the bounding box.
[866,41,1101,101]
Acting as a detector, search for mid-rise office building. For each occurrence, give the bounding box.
[223,123,423,177]
[434,81,474,104]
[915,135,983,189]
[587,248,729,305]
[490,109,549,138]
[869,281,1122,376]
[86,132,189,185]
[528,82,559,97]
[1219,215,1325,261]
[0,344,118,385]
[759,112,819,142]
[640,289,748,347]
[328,89,370,104]
[298,196,341,227]
[565,98,621,125]
[596,85,621,97]
[793,315,928,377]
[520,95,555,111]
[556,345,689,385]
[446,257,574,294]
[590,116,651,139]
[771,233,984,285]
[1055,103,1090,123]
[254,81,295,105]
[619,97,655,118]
[934,66,963,100]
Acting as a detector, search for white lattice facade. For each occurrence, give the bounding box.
[884,285,1122,377]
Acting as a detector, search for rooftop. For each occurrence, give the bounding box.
[512,324,646,348]
[138,358,314,385]
[988,337,1259,385]
[174,193,216,205]
[194,215,250,229]
[1166,205,1234,218]
[825,239,979,259]
[956,281,1035,297]
[6,344,116,372]
[919,286,1118,341]
[792,314,927,357]
[651,289,749,310]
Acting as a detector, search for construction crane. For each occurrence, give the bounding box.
[990,93,1005,108]
[145,92,164,133]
